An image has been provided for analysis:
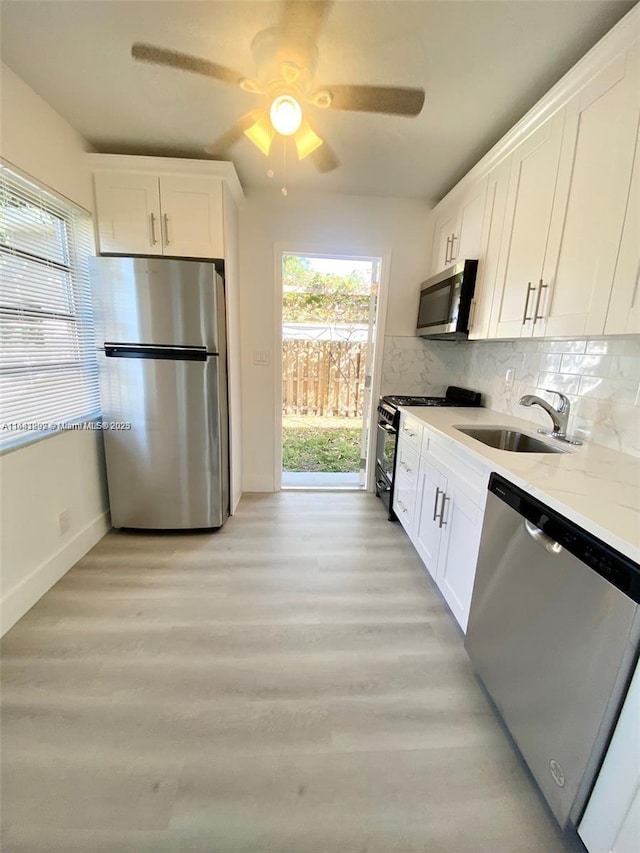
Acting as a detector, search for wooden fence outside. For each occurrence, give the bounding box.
[282,339,367,417]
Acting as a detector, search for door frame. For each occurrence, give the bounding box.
[274,243,391,492]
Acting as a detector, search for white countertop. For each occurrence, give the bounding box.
[399,405,640,564]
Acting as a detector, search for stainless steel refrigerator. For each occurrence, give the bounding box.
[89,256,229,529]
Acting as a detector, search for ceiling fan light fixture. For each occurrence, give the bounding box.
[270,95,303,136]
[310,89,333,109]
[243,112,274,156]
[294,121,324,160]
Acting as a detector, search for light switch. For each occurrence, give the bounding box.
[253,350,270,366]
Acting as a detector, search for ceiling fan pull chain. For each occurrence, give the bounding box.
[281,137,288,197]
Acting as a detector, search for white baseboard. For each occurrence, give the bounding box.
[1,511,111,637]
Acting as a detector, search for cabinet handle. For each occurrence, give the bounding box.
[402,427,416,438]
[468,298,477,332]
[438,493,449,529]
[450,233,458,262]
[522,282,536,325]
[400,461,412,474]
[397,500,408,514]
[433,486,442,522]
[533,280,548,324]
[631,261,640,309]
[150,213,158,245]
[163,213,170,245]
[444,236,451,265]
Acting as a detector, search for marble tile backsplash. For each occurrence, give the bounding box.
[381,335,640,457]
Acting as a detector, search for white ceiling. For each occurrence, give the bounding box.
[1,0,635,201]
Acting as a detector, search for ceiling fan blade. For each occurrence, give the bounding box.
[204,112,258,156]
[322,85,425,117]
[132,43,244,86]
[309,136,340,173]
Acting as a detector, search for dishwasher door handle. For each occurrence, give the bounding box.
[524,519,563,555]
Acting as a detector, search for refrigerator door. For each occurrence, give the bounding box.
[89,257,222,352]
[99,349,229,529]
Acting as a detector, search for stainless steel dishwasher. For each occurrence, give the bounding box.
[465,473,640,830]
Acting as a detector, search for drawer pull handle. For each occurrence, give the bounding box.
[522,282,535,325]
[400,461,412,474]
[438,493,449,529]
[397,500,408,514]
[433,486,441,521]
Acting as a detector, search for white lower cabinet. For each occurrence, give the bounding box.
[434,479,485,632]
[410,431,489,632]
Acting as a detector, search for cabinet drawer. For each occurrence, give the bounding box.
[421,429,490,509]
[396,441,420,483]
[398,413,423,454]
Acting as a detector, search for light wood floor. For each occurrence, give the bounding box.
[1,492,577,852]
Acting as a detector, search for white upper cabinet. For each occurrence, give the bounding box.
[541,46,640,338]
[94,171,224,258]
[604,87,640,334]
[425,6,639,341]
[469,156,512,340]
[158,175,224,259]
[89,156,242,260]
[431,180,488,275]
[432,205,458,274]
[94,172,163,256]
[490,110,566,339]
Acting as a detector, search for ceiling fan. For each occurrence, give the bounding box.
[131,0,425,173]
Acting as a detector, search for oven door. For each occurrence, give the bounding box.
[376,421,397,482]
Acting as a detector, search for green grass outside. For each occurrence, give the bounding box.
[282,416,362,473]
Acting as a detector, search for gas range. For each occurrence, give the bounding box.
[378,386,482,426]
[375,386,482,520]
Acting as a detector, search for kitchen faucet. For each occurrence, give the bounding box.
[519,390,582,445]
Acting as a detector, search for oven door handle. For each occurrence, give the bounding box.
[378,423,397,434]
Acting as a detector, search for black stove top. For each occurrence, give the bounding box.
[380,386,482,411]
[383,395,454,407]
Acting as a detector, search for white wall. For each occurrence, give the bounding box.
[239,187,432,491]
[0,64,109,635]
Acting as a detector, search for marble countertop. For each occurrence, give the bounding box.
[399,405,640,563]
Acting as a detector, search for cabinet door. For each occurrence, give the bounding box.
[393,468,419,537]
[432,206,458,273]
[450,178,488,265]
[159,175,224,259]
[541,48,640,338]
[605,113,640,334]
[94,172,162,255]
[470,157,512,339]
[492,111,566,338]
[435,483,485,632]
[413,458,445,579]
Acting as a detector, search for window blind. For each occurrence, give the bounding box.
[0,163,101,451]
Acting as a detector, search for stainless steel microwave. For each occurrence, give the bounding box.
[416,259,478,340]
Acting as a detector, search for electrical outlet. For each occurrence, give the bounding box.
[505,368,515,388]
[57,510,71,536]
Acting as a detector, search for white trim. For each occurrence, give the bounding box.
[273,244,390,493]
[86,153,245,206]
[433,3,640,209]
[1,510,110,636]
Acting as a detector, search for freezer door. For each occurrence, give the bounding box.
[89,257,223,352]
[99,352,228,529]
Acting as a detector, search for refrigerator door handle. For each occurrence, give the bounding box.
[105,343,208,361]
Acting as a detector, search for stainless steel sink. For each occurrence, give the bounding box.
[455,426,567,453]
